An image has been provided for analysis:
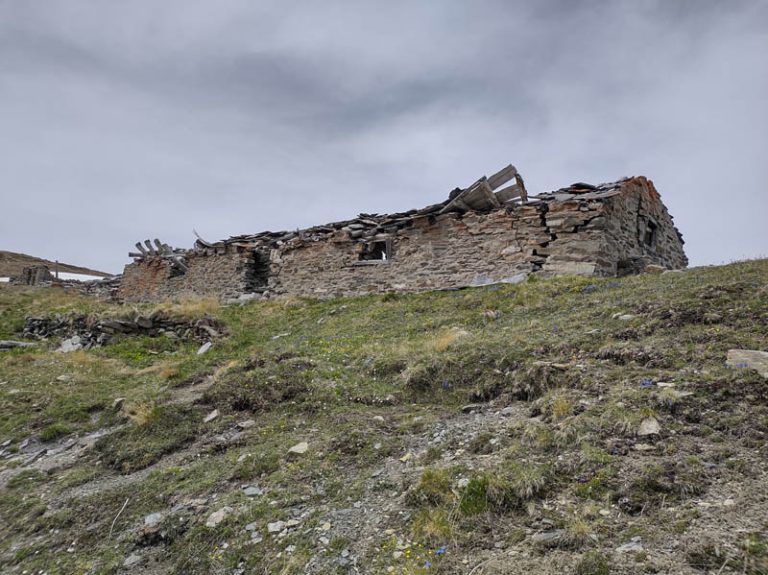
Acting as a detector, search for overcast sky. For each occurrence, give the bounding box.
[1,0,766,273]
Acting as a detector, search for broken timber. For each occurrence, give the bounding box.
[440,164,527,214]
[128,239,188,273]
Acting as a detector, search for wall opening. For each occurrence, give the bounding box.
[359,240,391,262]
[637,215,658,250]
[244,249,270,291]
[643,220,658,247]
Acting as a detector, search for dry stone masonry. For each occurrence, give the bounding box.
[118,166,687,302]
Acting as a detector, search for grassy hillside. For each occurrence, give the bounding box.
[0,261,767,574]
[0,250,111,279]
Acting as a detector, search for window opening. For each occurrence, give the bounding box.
[359,240,390,261]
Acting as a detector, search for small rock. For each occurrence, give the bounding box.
[321,521,332,531]
[267,521,286,533]
[57,336,82,353]
[618,314,636,321]
[197,342,213,355]
[500,406,515,417]
[245,522,258,531]
[203,409,219,423]
[726,349,768,378]
[372,415,385,423]
[237,453,250,463]
[198,325,220,339]
[532,530,565,546]
[643,264,666,274]
[287,441,309,455]
[144,512,164,527]
[250,532,263,543]
[399,452,412,463]
[461,403,483,414]
[638,417,661,436]
[237,419,256,429]
[55,374,72,382]
[616,537,644,553]
[205,506,233,528]
[112,397,126,411]
[123,553,143,568]
[243,486,263,497]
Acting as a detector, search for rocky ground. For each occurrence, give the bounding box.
[0,260,767,574]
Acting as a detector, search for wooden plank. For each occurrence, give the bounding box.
[135,242,147,256]
[487,164,518,190]
[495,183,523,203]
[143,239,156,255]
[460,179,501,210]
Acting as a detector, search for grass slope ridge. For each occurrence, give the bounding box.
[0,260,767,575]
[0,250,111,278]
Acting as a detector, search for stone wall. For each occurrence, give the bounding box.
[117,176,687,302]
[598,177,687,275]
[120,249,253,302]
[267,209,539,298]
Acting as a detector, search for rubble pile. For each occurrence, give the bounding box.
[22,312,223,349]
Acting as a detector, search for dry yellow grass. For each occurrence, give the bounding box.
[126,402,156,426]
[151,297,221,319]
[213,360,240,381]
[431,327,471,352]
[551,395,574,421]
[134,361,180,380]
[279,295,305,309]
[64,349,97,368]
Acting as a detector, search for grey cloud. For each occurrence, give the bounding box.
[1,0,766,272]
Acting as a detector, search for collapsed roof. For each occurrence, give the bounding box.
[127,165,635,261]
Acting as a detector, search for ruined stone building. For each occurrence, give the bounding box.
[118,166,687,302]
